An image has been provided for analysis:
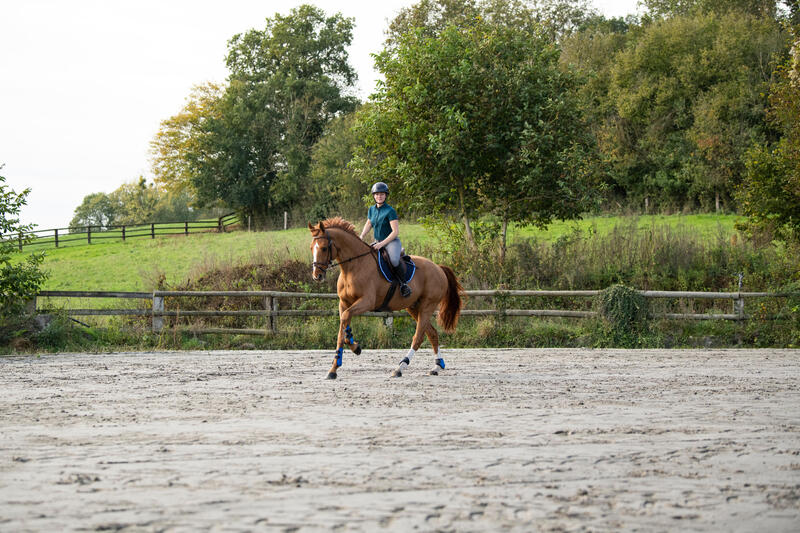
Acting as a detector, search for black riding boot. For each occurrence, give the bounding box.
[395,260,412,297]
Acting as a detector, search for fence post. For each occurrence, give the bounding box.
[272,297,279,333]
[265,296,276,333]
[152,295,164,333]
[122,225,126,241]
[185,221,189,236]
[218,216,224,233]
[734,297,745,320]
[284,211,288,230]
[384,314,393,329]
[54,228,59,248]
[87,226,92,245]
[734,272,745,320]
[151,223,155,239]
[18,233,23,251]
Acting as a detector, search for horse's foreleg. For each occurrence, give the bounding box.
[345,325,361,354]
[328,298,370,380]
[338,302,362,356]
[327,346,344,380]
[327,302,347,379]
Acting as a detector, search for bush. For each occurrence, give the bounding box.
[1,171,48,346]
[596,284,649,347]
[35,314,85,350]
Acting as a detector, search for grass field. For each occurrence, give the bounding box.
[20,213,742,292]
[512,213,741,241]
[15,213,238,252]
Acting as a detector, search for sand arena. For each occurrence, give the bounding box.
[1,348,799,531]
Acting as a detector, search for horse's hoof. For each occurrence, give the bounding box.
[327,372,337,380]
[392,369,402,378]
[429,370,439,376]
[354,344,362,355]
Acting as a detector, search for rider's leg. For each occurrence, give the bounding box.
[386,239,411,297]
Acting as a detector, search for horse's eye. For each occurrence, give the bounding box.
[321,247,327,252]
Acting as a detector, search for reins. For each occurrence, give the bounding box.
[333,249,376,267]
[312,231,379,274]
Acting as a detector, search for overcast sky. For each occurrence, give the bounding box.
[0,0,641,231]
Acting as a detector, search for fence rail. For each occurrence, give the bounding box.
[32,288,791,336]
[5,213,239,251]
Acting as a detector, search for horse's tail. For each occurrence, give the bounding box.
[437,265,464,333]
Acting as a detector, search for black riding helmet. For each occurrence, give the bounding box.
[371,182,389,195]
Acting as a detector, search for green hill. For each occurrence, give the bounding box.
[24,214,741,292]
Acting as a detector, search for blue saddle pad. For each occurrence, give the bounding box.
[377,253,416,284]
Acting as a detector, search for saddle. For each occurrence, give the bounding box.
[374,249,416,312]
[377,249,415,284]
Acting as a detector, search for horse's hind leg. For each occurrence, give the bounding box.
[424,323,446,376]
[392,307,421,377]
[392,304,435,378]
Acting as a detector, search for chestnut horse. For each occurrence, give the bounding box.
[308,217,463,379]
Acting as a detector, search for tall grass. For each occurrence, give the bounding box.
[413,217,798,293]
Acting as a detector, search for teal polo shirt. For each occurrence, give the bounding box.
[368,203,399,242]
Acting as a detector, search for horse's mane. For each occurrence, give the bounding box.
[321,217,358,238]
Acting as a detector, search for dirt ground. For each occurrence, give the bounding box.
[1,348,799,532]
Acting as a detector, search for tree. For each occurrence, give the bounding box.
[785,0,800,24]
[113,177,160,225]
[151,189,213,223]
[307,110,365,222]
[642,0,782,18]
[386,0,595,46]
[69,192,119,230]
[150,83,223,195]
[386,0,480,45]
[183,5,358,225]
[356,18,596,251]
[0,170,48,336]
[70,178,218,231]
[738,30,800,239]
[598,12,783,210]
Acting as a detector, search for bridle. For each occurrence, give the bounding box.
[312,231,377,276]
[311,232,336,275]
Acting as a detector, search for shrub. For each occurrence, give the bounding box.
[596,284,649,346]
[35,313,85,350]
[1,172,48,346]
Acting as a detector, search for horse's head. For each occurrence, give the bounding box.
[308,221,333,281]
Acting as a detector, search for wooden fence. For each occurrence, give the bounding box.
[33,288,786,336]
[5,213,239,251]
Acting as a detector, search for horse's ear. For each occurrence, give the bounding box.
[308,222,315,231]
[318,221,325,232]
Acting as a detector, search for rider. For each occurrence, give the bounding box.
[359,182,412,297]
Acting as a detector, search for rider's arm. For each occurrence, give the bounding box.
[360,219,372,241]
[375,219,399,249]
